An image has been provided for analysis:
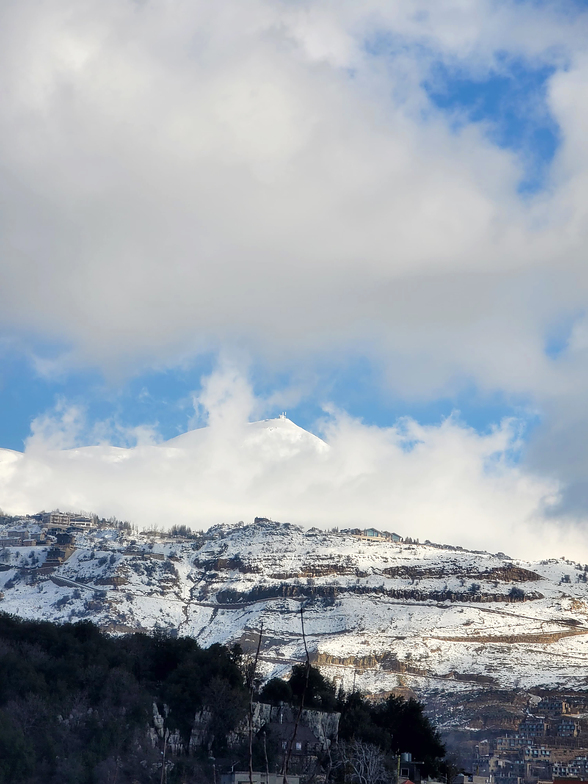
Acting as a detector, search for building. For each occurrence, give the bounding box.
[266,721,322,759]
[0,537,23,548]
[523,746,551,761]
[399,753,422,784]
[553,759,588,778]
[476,740,490,758]
[538,698,571,715]
[69,516,95,529]
[45,543,76,569]
[364,528,381,538]
[41,512,72,528]
[497,736,524,752]
[221,775,299,784]
[557,717,579,737]
[518,719,548,739]
[348,528,403,542]
[0,529,39,547]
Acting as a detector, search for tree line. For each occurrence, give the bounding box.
[0,613,447,783]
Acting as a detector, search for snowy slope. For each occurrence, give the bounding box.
[2,519,588,700]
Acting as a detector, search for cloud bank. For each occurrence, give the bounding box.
[2,2,588,535]
[0,366,581,562]
[0,0,586,384]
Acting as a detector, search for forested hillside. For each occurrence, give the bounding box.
[0,614,446,783]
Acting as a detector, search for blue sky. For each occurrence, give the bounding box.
[424,58,560,193]
[0,347,532,451]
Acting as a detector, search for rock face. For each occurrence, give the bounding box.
[231,704,339,751]
[3,519,588,704]
[154,702,339,754]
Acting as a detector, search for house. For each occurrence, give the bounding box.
[0,538,23,547]
[45,542,76,568]
[348,528,386,540]
[95,576,128,587]
[364,527,381,538]
[144,552,166,561]
[266,721,322,759]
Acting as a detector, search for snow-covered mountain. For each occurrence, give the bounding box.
[2,518,588,703]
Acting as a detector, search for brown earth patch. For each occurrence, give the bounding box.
[431,628,588,644]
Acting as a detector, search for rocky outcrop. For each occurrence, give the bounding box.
[215,582,543,605]
[381,564,542,582]
[313,652,498,684]
[190,702,340,752]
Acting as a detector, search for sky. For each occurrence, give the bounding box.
[1,0,588,558]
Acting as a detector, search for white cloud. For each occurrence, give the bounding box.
[0,367,583,561]
[25,399,87,452]
[2,2,588,522]
[0,0,586,387]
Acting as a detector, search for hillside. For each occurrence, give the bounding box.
[1,517,588,706]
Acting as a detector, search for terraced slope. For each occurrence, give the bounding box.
[2,519,588,698]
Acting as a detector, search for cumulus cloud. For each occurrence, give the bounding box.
[0,366,582,561]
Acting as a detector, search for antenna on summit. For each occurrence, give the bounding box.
[279,411,287,419]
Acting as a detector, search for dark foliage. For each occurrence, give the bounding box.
[288,663,337,711]
[338,691,446,776]
[0,613,247,783]
[0,614,447,783]
[259,676,293,705]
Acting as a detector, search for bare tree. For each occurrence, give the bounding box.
[337,739,389,784]
[248,623,264,784]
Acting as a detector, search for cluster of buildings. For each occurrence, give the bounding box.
[471,696,588,784]
[38,511,96,530]
[0,510,96,538]
[0,510,99,575]
[0,528,40,548]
